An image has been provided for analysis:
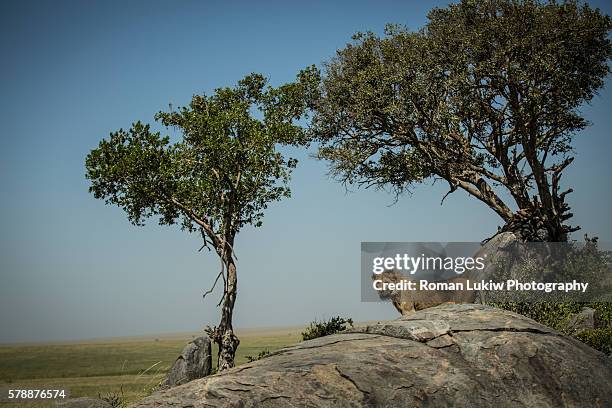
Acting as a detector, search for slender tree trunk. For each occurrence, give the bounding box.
[216,256,240,371]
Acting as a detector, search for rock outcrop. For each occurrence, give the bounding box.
[565,307,597,334]
[162,335,212,388]
[130,304,612,407]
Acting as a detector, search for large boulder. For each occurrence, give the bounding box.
[131,304,611,408]
[162,335,212,387]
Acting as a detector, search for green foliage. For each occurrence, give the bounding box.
[245,349,271,362]
[490,301,579,331]
[302,0,612,240]
[85,73,309,237]
[490,302,611,355]
[301,317,353,341]
[575,328,612,355]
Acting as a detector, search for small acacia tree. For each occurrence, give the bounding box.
[85,74,308,370]
[302,0,611,241]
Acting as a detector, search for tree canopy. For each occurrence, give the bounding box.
[86,74,307,241]
[303,0,612,241]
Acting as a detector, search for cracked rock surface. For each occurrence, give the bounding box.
[129,304,612,407]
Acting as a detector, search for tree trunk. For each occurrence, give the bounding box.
[501,206,571,242]
[216,257,240,371]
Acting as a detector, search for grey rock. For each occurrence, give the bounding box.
[130,304,612,408]
[474,232,562,304]
[565,307,596,334]
[55,397,112,408]
[162,335,211,387]
[473,232,519,288]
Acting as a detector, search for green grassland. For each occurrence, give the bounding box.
[0,327,303,407]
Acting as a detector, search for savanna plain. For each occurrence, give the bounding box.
[0,327,302,407]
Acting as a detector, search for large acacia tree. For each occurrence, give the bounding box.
[303,0,611,241]
[85,74,308,370]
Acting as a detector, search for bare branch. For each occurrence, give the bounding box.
[198,228,212,252]
[440,181,457,205]
[167,197,221,247]
[202,270,223,300]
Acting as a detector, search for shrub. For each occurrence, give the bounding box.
[98,389,125,408]
[489,302,582,331]
[245,349,271,362]
[575,328,612,355]
[301,316,353,341]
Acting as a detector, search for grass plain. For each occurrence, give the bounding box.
[0,327,303,407]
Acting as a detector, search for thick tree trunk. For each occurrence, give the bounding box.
[216,257,239,371]
[501,206,571,242]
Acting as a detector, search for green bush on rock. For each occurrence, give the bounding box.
[302,317,353,341]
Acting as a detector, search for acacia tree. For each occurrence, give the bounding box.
[85,74,308,370]
[303,0,611,241]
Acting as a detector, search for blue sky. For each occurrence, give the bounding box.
[1,0,611,343]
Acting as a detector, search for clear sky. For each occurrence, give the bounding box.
[1,0,611,343]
